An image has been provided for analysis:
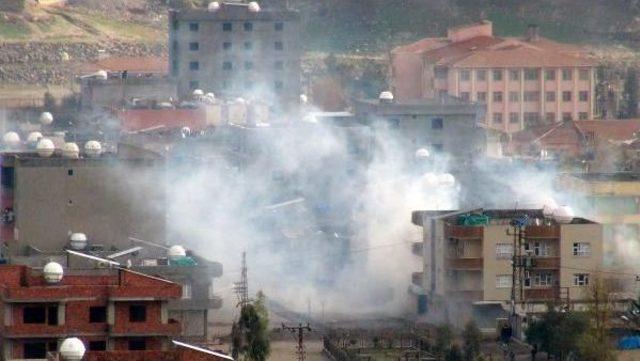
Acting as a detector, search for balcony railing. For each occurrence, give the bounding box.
[526,225,560,238]
[533,257,560,269]
[108,321,180,336]
[445,224,483,239]
[525,287,559,300]
[446,258,483,270]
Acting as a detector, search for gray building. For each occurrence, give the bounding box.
[353,94,503,159]
[169,2,301,111]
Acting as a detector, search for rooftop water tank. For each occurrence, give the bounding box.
[39,111,54,125]
[248,1,261,12]
[59,337,86,361]
[553,205,575,224]
[438,173,456,187]
[415,148,430,160]
[36,138,55,157]
[27,131,43,146]
[43,262,63,284]
[192,89,204,97]
[62,142,80,159]
[168,245,186,261]
[379,91,394,102]
[69,233,88,250]
[207,1,220,11]
[84,140,102,157]
[3,132,20,147]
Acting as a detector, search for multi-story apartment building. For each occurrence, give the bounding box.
[0,264,182,359]
[169,2,301,110]
[410,208,603,325]
[391,21,596,133]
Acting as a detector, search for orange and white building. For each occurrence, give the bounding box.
[390,21,597,133]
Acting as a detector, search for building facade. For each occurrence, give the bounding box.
[391,21,596,133]
[410,208,603,323]
[353,95,503,158]
[168,2,301,110]
[0,265,181,359]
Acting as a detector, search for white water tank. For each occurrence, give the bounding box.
[438,173,456,187]
[84,140,102,157]
[43,262,63,284]
[248,1,261,12]
[553,205,575,224]
[415,148,430,160]
[192,89,204,97]
[168,245,186,261]
[379,91,394,102]
[62,142,80,158]
[207,1,220,11]
[59,337,86,361]
[69,233,88,250]
[36,138,55,157]
[3,132,20,147]
[27,131,43,146]
[39,111,54,125]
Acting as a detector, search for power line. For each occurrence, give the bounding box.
[233,251,251,307]
[282,323,312,361]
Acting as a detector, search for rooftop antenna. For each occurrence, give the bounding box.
[66,250,120,267]
[233,251,251,307]
[107,246,143,259]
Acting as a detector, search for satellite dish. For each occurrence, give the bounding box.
[43,262,64,284]
[208,1,220,11]
[36,138,55,157]
[192,89,204,97]
[168,245,186,261]
[39,112,54,125]
[3,131,20,147]
[69,233,88,250]
[27,131,43,146]
[379,91,394,102]
[59,337,86,361]
[415,148,430,160]
[84,140,102,157]
[62,142,80,159]
[248,1,261,12]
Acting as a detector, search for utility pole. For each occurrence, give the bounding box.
[234,251,250,307]
[282,323,312,361]
[506,214,535,339]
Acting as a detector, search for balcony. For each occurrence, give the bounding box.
[447,290,484,301]
[445,224,483,239]
[108,321,180,337]
[525,287,559,301]
[533,257,560,269]
[526,225,559,238]
[3,323,109,338]
[446,258,483,270]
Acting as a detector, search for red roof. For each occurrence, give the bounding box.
[84,56,168,74]
[116,108,208,133]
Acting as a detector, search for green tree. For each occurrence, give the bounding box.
[526,304,589,361]
[237,304,270,361]
[577,278,615,361]
[462,320,481,361]
[624,67,639,118]
[434,324,453,360]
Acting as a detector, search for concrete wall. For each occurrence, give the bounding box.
[559,222,603,300]
[482,225,512,301]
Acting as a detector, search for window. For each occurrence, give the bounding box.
[509,112,520,124]
[129,305,146,322]
[579,69,589,81]
[509,91,519,102]
[244,61,253,70]
[545,69,556,81]
[573,242,591,256]
[274,41,283,50]
[562,91,572,102]
[435,67,447,80]
[525,241,549,256]
[574,273,589,286]
[189,42,199,51]
[496,275,512,288]
[545,112,556,122]
[562,69,573,81]
[189,22,199,32]
[172,20,179,31]
[244,41,253,50]
[89,306,107,323]
[524,112,540,124]
[189,80,199,90]
[496,243,513,259]
[182,283,192,299]
[493,91,503,102]
[68,169,73,176]
[509,69,519,81]
[47,306,58,325]
[579,112,588,120]
[128,339,146,351]
[476,92,486,102]
[460,92,470,101]
[244,22,253,31]
[89,341,106,351]
[222,22,232,31]
[493,113,503,124]
[562,112,573,121]
[23,306,46,324]
[493,69,503,81]
[579,91,589,102]
[189,61,199,71]
[460,70,470,81]
[275,22,284,31]
[476,69,486,81]
[274,80,284,90]
[223,61,233,70]
[524,69,539,80]
[545,91,556,102]
[274,60,284,70]
[523,91,539,102]
[24,342,48,359]
[223,42,232,50]
[531,272,552,287]
[431,117,444,129]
